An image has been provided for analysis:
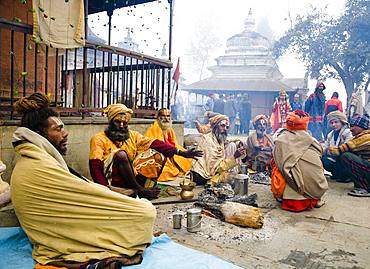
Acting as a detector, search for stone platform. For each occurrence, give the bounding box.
[0,117,185,182]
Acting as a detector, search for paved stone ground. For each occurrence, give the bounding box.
[153,180,370,269]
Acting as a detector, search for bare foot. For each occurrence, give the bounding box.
[315,199,326,208]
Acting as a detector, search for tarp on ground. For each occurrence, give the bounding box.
[0,227,244,269]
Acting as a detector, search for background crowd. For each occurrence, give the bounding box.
[198,82,366,141]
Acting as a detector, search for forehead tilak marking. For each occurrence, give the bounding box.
[50,116,64,127]
[219,119,229,126]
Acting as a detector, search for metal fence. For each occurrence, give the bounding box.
[0,18,172,119]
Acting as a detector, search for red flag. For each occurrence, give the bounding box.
[172,57,180,86]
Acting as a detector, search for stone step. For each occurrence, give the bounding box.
[0,203,20,227]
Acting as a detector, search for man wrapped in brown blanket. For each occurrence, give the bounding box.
[11,93,155,268]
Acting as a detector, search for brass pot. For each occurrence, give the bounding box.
[179,181,196,200]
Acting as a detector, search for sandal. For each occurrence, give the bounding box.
[348,188,370,197]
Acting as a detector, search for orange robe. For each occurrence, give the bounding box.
[271,129,327,212]
[90,130,154,162]
[145,121,191,181]
[89,130,154,174]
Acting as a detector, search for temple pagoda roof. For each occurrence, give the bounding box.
[183,78,292,95]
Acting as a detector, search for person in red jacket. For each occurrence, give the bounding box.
[324,92,343,138]
[325,92,343,114]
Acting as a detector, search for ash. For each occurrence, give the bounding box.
[155,204,279,245]
[250,172,271,185]
[197,214,277,243]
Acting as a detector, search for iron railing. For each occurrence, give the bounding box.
[0,18,172,119]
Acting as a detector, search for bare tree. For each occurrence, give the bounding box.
[274,1,370,102]
[186,18,221,81]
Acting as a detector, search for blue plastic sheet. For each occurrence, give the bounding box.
[0,227,244,269]
[0,227,35,269]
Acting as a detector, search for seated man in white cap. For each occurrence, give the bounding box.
[89,104,202,199]
[191,114,246,185]
[322,110,352,182]
[328,114,370,197]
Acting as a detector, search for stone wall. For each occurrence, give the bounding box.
[0,118,184,183]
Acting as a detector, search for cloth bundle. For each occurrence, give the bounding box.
[0,161,10,207]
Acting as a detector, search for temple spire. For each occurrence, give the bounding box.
[117,27,139,52]
[244,8,255,32]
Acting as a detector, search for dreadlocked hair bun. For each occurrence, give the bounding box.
[14,92,50,113]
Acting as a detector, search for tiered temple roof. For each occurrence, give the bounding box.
[184,9,304,95]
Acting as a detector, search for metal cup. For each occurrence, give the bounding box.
[234,174,249,196]
[173,211,183,229]
[186,208,202,232]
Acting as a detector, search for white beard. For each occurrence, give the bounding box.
[213,127,228,144]
[159,120,172,131]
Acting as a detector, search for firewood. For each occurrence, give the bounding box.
[220,201,264,229]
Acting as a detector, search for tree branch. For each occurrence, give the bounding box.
[365,76,370,92]
[329,61,347,80]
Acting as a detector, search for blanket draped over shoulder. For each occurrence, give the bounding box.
[246,132,273,170]
[191,132,237,184]
[273,130,328,200]
[11,127,155,265]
